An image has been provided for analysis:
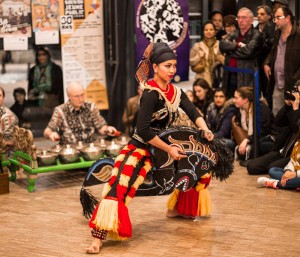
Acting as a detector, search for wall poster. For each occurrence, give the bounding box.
[59,0,108,110]
[31,0,60,44]
[0,0,31,38]
[134,0,190,82]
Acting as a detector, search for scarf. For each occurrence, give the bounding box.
[240,103,253,136]
[33,62,52,93]
[144,79,181,112]
[203,37,217,73]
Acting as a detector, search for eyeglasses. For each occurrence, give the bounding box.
[273,16,285,22]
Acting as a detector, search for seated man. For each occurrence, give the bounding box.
[0,87,18,145]
[44,82,117,144]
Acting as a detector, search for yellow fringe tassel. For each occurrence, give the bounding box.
[107,231,127,241]
[195,173,212,217]
[166,189,179,210]
[197,188,212,217]
[93,199,119,232]
[93,199,128,241]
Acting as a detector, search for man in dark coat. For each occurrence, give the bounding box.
[264,6,300,115]
[272,0,289,13]
[220,7,262,98]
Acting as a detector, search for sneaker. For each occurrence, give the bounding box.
[257,177,279,189]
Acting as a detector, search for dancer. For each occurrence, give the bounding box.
[85,42,214,254]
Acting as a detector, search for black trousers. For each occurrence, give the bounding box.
[246,151,290,175]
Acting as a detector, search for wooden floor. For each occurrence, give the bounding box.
[1,161,300,257]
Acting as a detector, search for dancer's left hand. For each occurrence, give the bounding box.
[204,130,214,141]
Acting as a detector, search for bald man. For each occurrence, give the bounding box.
[44,82,117,144]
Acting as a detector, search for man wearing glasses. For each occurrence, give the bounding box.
[264,6,300,116]
[44,82,118,144]
[272,0,289,13]
[219,7,262,98]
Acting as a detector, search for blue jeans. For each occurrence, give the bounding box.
[269,167,300,190]
[222,138,236,153]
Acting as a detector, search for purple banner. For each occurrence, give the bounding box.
[134,0,190,82]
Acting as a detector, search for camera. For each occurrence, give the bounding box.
[285,90,298,101]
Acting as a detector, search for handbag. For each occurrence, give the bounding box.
[231,116,248,145]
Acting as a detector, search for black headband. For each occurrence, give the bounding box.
[150,42,177,65]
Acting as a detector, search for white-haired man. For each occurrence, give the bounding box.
[220,7,262,98]
[44,82,117,144]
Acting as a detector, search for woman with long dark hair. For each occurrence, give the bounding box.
[192,78,213,117]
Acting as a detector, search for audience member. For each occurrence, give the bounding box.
[44,82,117,145]
[264,6,300,116]
[255,5,275,108]
[192,78,213,117]
[173,90,198,128]
[232,87,277,164]
[0,87,18,145]
[222,15,238,39]
[10,87,28,127]
[220,7,262,98]
[185,90,194,102]
[190,21,224,87]
[209,10,226,40]
[122,86,143,136]
[257,121,300,190]
[28,46,64,110]
[272,0,289,13]
[247,80,300,175]
[206,88,238,151]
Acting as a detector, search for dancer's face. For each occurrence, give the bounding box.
[153,59,177,84]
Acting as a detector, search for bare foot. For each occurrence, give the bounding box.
[85,238,102,254]
[166,209,179,218]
